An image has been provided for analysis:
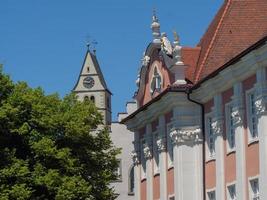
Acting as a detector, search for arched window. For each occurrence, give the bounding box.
[150,67,162,94]
[128,165,134,195]
[90,96,95,104]
[84,96,89,102]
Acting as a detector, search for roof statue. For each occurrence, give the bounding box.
[161,32,173,56]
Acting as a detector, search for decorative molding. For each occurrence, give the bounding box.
[142,55,150,68]
[255,98,266,115]
[143,143,152,159]
[131,151,140,165]
[170,127,201,144]
[231,109,243,125]
[211,121,223,135]
[156,137,166,152]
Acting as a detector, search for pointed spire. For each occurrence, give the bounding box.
[151,8,161,43]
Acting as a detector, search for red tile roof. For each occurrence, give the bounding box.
[192,0,267,83]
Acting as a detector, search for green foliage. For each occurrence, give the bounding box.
[0,68,120,200]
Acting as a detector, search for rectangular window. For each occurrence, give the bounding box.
[207,190,216,200]
[227,184,236,200]
[167,124,174,167]
[207,117,215,159]
[114,159,122,181]
[226,105,235,151]
[250,178,259,200]
[141,139,146,179]
[153,132,159,174]
[248,92,258,140]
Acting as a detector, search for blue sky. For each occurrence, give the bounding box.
[0,0,223,121]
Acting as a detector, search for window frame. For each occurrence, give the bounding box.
[206,188,216,200]
[153,130,160,175]
[205,113,216,161]
[246,88,259,144]
[227,182,237,200]
[140,138,147,180]
[248,176,259,200]
[166,121,174,169]
[225,102,236,153]
[128,164,135,196]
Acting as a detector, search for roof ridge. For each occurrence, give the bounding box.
[194,0,232,82]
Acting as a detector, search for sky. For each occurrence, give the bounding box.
[0,0,223,121]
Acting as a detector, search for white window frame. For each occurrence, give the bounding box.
[206,188,216,200]
[167,121,174,169]
[225,102,236,153]
[168,194,175,200]
[150,65,163,95]
[153,130,160,175]
[205,113,216,161]
[246,88,259,144]
[227,182,237,200]
[141,138,146,180]
[248,176,259,200]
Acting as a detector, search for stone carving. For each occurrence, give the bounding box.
[255,98,266,115]
[143,143,152,159]
[211,121,223,135]
[156,138,166,152]
[161,32,173,56]
[142,55,150,67]
[170,127,201,144]
[231,109,242,125]
[131,151,140,165]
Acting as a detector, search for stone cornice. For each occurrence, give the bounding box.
[125,92,188,131]
[191,42,267,103]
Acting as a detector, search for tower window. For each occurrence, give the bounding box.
[90,96,95,104]
[87,66,90,72]
[128,165,134,195]
[84,96,89,102]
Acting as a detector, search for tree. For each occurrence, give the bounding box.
[0,67,120,200]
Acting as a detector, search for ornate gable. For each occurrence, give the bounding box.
[134,13,187,107]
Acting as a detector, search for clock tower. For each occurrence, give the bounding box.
[73,49,112,126]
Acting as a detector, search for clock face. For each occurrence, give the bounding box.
[83,76,95,89]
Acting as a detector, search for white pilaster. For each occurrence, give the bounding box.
[144,124,153,200]
[233,82,247,200]
[133,132,141,200]
[256,67,267,200]
[213,94,225,200]
[157,115,167,200]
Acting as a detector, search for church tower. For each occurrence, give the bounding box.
[73,48,112,126]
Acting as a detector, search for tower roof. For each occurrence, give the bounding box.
[191,0,267,82]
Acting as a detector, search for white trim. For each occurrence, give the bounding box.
[205,112,216,162]
[246,88,259,144]
[166,120,174,169]
[140,138,146,180]
[206,188,216,200]
[191,42,267,103]
[226,182,237,200]
[248,176,259,200]
[152,130,160,175]
[168,194,175,200]
[225,101,236,154]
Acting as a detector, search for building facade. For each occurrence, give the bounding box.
[122,1,267,199]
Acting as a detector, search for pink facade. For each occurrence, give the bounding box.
[123,1,267,199]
